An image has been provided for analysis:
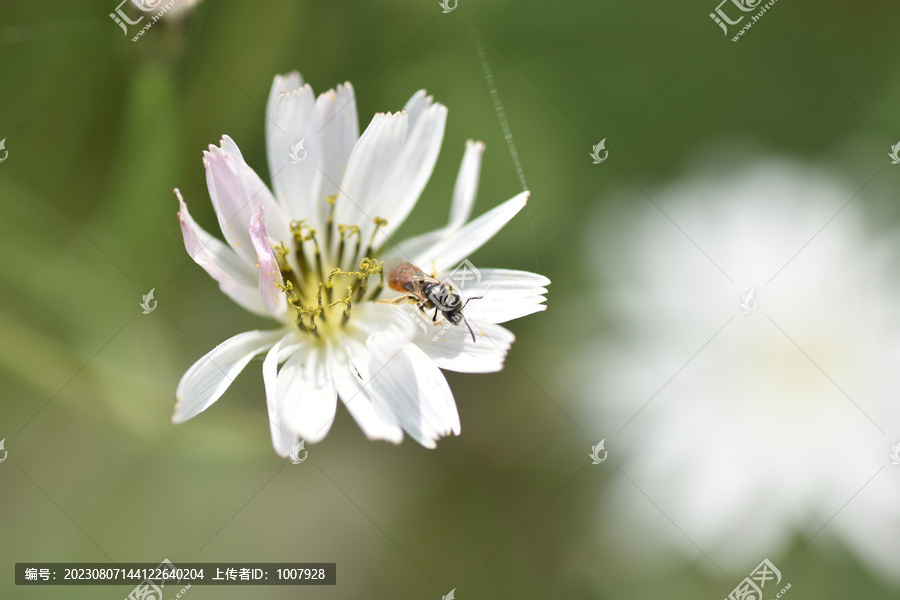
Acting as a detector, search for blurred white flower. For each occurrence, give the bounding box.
[582,157,900,581]
[164,0,205,19]
[173,72,548,455]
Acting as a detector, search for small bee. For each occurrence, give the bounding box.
[385,261,481,342]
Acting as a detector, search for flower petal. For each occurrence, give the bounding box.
[350,335,460,448]
[383,140,484,259]
[400,191,529,273]
[250,207,289,320]
[205,138,288,263]
[262,336,301,457]
[265,82,322,224]
[314,82,360,202]
[176,189,269,317]
[331,111,408,258]
[402,89,432,130]
[371,98,448,248]
[460,269,550,324]
[278,349,337,443]
[330,343,404,444]
[448,139,485,229]
[267,71,303,105]
[415,318,515,373]
[173,329,285,424]
[218,135,291,245]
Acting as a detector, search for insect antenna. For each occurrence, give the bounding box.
[464,317,477,343]
[461,295,483,310]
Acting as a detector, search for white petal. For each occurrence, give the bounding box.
[332,112,408,256]
[265,71,306,185]
[267,71,303,107]
[402,89,432,130]
[314,82,360,201]
[373,101,447,248]
[176,190,269,317]
[401,191,529,273]
[415,318,515,373]
[460,269,550,324]
[249,207,289,320]
[449,139,484,229]
[330,343,404,444]
[278,349,337,443]
[173,329,285,424]
[350,335,460,448]
[262,336,300,457]
[385,140,484,259]
[266,82,321,223]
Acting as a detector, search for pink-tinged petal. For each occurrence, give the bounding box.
[204,149,254,264]
[176,189,269,317]
[350,335,460,448]
[204,139,289,268]
[173,329,285,424]
[218,135,291,245]
[250,207,289,320]
[415,318,515,373]
[401,191,529,273]
[386,140,484,258]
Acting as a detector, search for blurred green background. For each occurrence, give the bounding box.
[2,0,900,598]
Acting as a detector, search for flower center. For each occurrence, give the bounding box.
[273,197,387,338]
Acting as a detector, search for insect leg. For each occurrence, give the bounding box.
[378,295,417,305]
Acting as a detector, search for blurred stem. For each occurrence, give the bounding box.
[96,64,180,282]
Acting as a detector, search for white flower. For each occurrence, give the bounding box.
[173,72,549,455]
[162,0,204,19]
[581,158,900,581]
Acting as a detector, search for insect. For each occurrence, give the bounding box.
[385,261,481,342]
